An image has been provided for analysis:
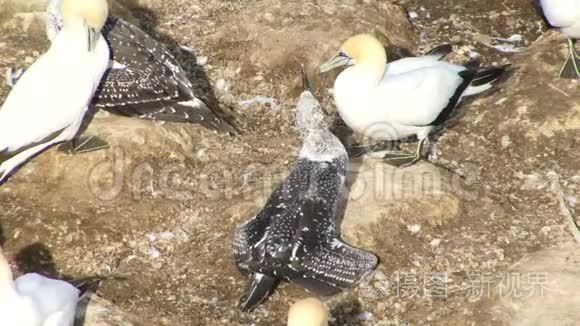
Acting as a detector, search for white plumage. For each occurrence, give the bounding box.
[320,34,505,164]
[540,0,580,38]
[0,0,110,184]
[0,249,80,326]
[42,0,237,134]
[539,0,580,78]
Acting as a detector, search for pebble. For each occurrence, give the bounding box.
[407,224,422,234]
[196,56,208,66]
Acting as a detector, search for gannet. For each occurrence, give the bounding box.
[287,297,329,326]
[233,67,378,312]
[40,0,236,133]
[538,0,580,78]
[320,34,506,166]
[0,0,110,185]
[0,248,80,325]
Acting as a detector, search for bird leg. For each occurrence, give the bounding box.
[559,39,580,79]
[382,138,426,167]
[5,67,25,88]
[59,135,109,154]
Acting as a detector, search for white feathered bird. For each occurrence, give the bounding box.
[320,34,506,166]
[0,248,80,326]
[43,0,237,133]
[0,0,110,185]
[538,0,580,78]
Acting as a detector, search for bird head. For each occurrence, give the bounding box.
[319,34,386,74]
[287,297,329,326]
[296,67,327,137]
[60,0,109,51]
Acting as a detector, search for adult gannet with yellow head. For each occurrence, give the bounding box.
[0,0,110,185]
[538,0,580,78]
[0,247,80,325]
[320,34,506,166]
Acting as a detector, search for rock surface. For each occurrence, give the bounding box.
[491,246,580,325]
[0,0,579,325]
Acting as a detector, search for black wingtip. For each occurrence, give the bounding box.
[471,64,510,86]
[70,276,104,299]
[239,273,278,312]
[424,44,453,60]
[301,64,312,92]
[289,240,379,297]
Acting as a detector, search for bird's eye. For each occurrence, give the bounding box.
[338,51,348,58]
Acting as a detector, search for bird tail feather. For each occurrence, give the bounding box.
[174,101,238,135]
[239,273,278,312]
[464,65,508,96]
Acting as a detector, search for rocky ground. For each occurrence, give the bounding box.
[0,0,579,325]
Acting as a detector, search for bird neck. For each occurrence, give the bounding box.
[300,130,346,163]
[352,45,386,84]
[51,17,92,55]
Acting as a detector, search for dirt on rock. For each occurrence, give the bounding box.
[0,0,579,325]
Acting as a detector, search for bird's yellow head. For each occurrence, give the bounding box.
[60,0,108,31]
[319,34,386,74]
[60,0,108,51]
[287,297,329,326]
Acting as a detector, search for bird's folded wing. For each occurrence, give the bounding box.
[233,213,273,268]
[377,67,463,125]
[290,239,378,296]
[0,57,92,152]
[95,18,190,108]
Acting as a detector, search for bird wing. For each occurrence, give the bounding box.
[375,66,464,126]
[384,56,462,77]
[95,18,189,108]
[0,54,94,153]
[289,238,378,296]
[14,274,79,325]
[93,18,236,133]
[283,195,377,295]
[233,214,268,269]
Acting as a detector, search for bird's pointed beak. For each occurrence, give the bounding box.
[319,54,351,73]
[301,64,312,91]
[87,27,99,52]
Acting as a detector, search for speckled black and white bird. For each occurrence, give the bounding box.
[8,0,236,134]
[0,0,110,185]
[232,67,378,312]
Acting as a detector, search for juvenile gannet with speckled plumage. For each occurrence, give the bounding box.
[0,247,80,326]
[0,0,110,185]
[233,67,377,312]
[41,0,236,133]
[320,34,506,166]
[538,0,580,78]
